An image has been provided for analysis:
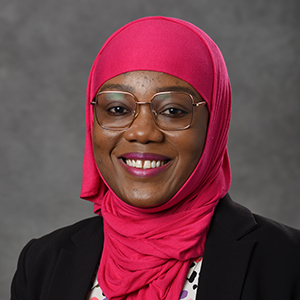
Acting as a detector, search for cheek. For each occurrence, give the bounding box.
[92,129,105,167]
[187,110,209,162]
[92,123,117,173]
[171,116,208,176]
[92,132,115,187]
[164,131,205,189]
[173,124,207,159]
[180,133,206,165]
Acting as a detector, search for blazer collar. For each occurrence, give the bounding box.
[45,217,104,300]
[197,194,258,300]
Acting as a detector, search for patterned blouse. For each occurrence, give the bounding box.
[87,257,203,300]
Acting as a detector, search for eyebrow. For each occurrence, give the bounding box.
[99,83,201,100]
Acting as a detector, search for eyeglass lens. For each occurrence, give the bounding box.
[94,92,194,130]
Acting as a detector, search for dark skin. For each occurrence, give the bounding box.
[92,71,209,208]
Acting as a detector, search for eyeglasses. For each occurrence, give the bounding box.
[91,91,206,131]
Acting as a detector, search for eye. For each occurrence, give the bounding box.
[159,106,188,118]
[105,102,132,116]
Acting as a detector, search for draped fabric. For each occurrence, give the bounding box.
[80,16,231,300]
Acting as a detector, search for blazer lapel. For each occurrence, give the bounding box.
[45,218,104,300]
[196,195,258,300]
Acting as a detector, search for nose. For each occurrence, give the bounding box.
[123,105,164,144]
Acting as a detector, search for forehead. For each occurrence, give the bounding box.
[99,71,201,99]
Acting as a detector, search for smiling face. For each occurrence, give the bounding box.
[92,71,209,208]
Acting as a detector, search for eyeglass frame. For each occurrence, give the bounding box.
[90,90,206,131]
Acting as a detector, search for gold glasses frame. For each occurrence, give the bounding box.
[91,90,206,131]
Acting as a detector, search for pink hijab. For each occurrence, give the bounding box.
[81,16,231,300]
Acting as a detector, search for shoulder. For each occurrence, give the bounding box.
[24,216,103,259]
[202,195,300,298]
[213,194,300,247]
[210,194,300,272]
[31,216,103,245]
[218,194,300,272]
[11,216,104,300]
[251,212,300,247]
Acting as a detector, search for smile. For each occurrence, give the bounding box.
[125,159,167,169]
[119,153,171,177]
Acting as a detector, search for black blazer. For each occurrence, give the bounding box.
[11,194,300,300]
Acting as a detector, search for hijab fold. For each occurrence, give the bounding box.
[81,16,231,300]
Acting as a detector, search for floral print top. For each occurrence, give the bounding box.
[87,257,203,300]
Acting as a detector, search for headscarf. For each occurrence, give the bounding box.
[81,16,231,300]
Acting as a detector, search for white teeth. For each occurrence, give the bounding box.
[136,160,142,168]
[125,159,167,169]
[144,160,151,169]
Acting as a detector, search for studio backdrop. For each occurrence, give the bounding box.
[1,0,299,299]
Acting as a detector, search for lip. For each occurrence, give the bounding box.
[119,152,171,178]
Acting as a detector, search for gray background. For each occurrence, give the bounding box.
[1,0,299,298]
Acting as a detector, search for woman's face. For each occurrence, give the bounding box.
[93,71,209,208]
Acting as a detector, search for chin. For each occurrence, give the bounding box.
[123,197,168,208]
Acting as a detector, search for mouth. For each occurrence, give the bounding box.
[119,153,171,176]
[122,158,169,169]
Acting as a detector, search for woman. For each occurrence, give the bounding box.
[11,16,300,300]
